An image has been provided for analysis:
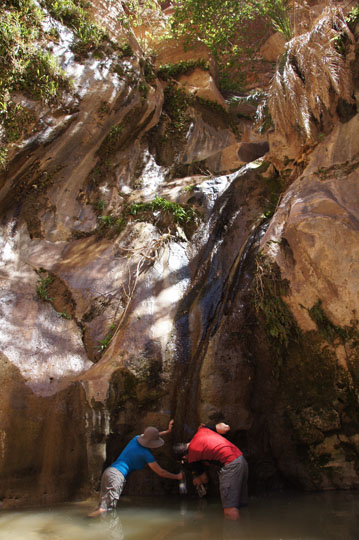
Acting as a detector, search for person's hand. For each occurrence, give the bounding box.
[192,476,203,487]
[177,471,184,481]
[168,419,174,432]
[216,422,230,435]
[193,472,208,486]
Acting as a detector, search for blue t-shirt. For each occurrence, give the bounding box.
[111,436,155,478]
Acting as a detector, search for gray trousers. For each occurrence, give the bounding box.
[99,467,126,511]
[218,455,248,509]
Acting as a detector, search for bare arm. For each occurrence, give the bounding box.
[159,418,174,437]
[148,461,182,480]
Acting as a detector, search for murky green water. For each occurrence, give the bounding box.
[0,491,358,540]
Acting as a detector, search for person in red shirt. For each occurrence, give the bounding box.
[174,424,248,520]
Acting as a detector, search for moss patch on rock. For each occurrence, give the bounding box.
[252,255,359,486]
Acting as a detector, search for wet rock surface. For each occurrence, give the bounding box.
[0,0,359,508]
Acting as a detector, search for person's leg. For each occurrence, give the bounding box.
[238,457,248,509]
[223,507,240,520]
[219,456,247,520]
[88,467,126,517]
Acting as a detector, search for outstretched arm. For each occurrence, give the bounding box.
[148,461,182,480]
[159,418,174,437]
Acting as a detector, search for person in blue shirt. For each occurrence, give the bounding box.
[88,420,182,517]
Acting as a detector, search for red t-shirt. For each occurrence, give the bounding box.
[188,427,242,466]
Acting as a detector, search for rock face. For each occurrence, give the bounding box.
[1,1,359,508]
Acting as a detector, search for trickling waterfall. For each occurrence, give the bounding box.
[172,164,271,441]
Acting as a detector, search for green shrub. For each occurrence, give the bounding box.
[129,195,197,224]
[157,59,209,80]
[43,0,109,55]
[36,273,54,302]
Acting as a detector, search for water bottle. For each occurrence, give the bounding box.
[195,483,207,498]
[179,468,187,495]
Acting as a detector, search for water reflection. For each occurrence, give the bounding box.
[0,491,358,540]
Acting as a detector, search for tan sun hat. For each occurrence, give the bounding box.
[138,427,164,449]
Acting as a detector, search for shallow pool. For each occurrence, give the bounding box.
[0,491,358,539]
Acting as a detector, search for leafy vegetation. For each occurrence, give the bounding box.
[98,323,115,353]
[157,59,210,80]
[41,0,109,55]
[0,0,70,167]
[91,194,198,240]
[169,0,291,92]
[129,195,198,224]
[36,272,54,302]
[161,84,192,142]
[100,124,124,156]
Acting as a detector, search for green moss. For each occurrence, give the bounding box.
[253,256,301,350]
[314,160,359,181]
[108,362,164,410]
[308,300,341,344]
[283,335,337,409]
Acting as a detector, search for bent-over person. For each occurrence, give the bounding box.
[174,424,248,521]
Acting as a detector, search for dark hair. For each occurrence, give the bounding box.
[173,443,188,458]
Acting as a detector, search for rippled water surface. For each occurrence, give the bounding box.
[0,491,358,540]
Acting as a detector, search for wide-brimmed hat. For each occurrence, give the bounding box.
[138,427,164,449]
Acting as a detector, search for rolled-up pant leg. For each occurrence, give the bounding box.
[98,467,126,511]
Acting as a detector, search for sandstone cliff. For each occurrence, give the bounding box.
[0,0,359,508]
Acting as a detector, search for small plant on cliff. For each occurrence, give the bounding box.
[36,272,54,302]
[101,124,124,155]
[129,195,198,224]
[0,147,8,170]
[97,323,116,353]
